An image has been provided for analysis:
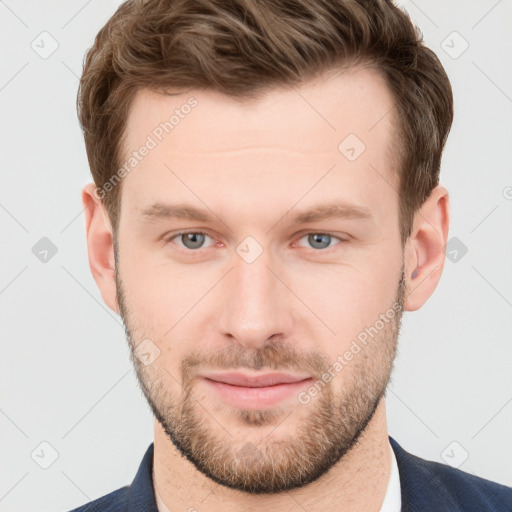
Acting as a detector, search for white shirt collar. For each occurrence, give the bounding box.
[379,439,402,512]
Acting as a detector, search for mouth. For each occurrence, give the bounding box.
[200,371,314,410]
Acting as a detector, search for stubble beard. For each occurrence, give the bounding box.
[115,256,405,494]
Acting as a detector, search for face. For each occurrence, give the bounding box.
[114,66,406,493]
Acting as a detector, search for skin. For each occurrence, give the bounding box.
[82,65,449,512]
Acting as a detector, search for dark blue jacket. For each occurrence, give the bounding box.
[68,436,512,511]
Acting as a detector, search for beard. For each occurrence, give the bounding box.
[115,252,405,494]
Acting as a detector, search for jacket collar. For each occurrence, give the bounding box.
[127,443,158,512]
[388,435,464,512]
[128,436,458,512]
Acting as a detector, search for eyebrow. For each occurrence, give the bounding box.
[138,201,372,225]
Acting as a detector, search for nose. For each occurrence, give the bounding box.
[216,247,294,350]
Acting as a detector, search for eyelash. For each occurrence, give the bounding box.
[164,230,347,253]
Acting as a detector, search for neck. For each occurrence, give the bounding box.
[153,399,391,512]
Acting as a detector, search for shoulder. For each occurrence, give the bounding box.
[422,456,512,510]
[66,485,129,512]
[390,436,512,511]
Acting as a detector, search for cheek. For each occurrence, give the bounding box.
[119,258,216,380]
[119,248,209,334]
[289,259,401,344]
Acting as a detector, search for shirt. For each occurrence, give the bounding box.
[380,438,402,512]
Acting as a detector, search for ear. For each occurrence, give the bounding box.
[82,183,119,314]
[403,185,450,312]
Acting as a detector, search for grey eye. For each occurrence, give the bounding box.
[308,234,332,249]
[179,232,208,250]
[298,233,342,250]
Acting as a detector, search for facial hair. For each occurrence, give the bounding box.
[115,248,405,494]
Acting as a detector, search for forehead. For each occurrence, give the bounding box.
[125,65,396,151]
[120,66,399,219]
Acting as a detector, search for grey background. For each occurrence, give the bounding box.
[1,1,511,511]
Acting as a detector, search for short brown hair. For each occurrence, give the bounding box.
[77,0,453,245]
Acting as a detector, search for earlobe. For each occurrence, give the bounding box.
[403,185,450,312]
[82,183,120,314]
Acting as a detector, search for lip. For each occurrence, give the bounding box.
[201,371,312,387]
[200,371,314,410]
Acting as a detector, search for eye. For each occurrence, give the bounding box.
[168,231,216,250]
[296,232,345,250]
[165,231,346,253]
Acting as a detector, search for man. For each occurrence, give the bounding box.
[72,0,512,510]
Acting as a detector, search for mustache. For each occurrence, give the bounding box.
[180,340,330,382]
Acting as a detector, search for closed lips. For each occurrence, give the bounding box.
[202,372,313,388]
